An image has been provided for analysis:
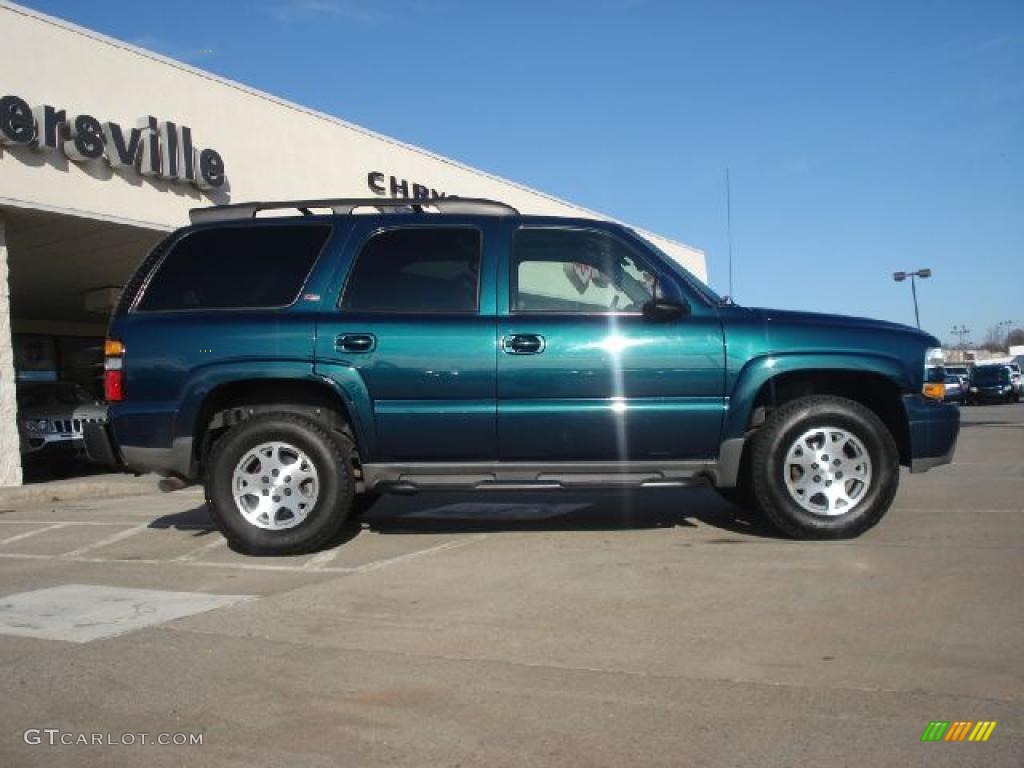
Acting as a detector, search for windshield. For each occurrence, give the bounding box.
[973,367,1009,385]
[17,382,94,408]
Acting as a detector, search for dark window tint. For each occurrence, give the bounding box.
[973,367,1009,384]
[341,228,481,313]
[138,225,330,311]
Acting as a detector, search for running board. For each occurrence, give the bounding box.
[361,461,714,493]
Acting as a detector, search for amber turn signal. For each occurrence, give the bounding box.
[922,382,945,401]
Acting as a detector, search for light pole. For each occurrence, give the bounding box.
[950,324,971,348]
[893,268,932,329]
[998,320,1012,350]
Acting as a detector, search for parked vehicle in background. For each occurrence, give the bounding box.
[967,365,1019,404]
[18,381,108,470]
[945,365,970,381]
[85,197,960,553]
[1008,363,1023,397]
[943,374,965,404]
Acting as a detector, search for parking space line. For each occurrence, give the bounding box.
[0,534,486,574]
[342,536,485,575]
[0,551,335,571]
[0,523,68,545]
[302,545,348,571]
[60,524,150,558]
[0,520,171,527]
[174,537,228,561]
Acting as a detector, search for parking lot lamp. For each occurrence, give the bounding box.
[892,268,932,329]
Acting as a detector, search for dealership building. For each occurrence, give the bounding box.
[0,1,705,486]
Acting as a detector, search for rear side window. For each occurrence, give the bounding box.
[341,227,481,313]
[137,224,330,311]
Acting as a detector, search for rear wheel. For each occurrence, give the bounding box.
[205,412,354,555]
[750,395,899,539]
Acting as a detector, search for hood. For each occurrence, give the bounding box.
[751,307,939,346]
[717,305,938,393]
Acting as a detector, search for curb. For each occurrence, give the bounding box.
[0,473,166,507]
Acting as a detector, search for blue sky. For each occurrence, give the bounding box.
[21,0,1023,344]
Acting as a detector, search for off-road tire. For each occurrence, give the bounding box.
[749,395,900,539]
[205,412,354,555]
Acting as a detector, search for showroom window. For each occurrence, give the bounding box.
[512,228,654,313]
[137,224,330,311]
[341,227,481,313]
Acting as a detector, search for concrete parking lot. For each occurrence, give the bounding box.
[0,405,1021,767]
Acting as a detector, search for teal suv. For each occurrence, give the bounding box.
[85,198,959,554]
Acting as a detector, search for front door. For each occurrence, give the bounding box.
[314,217,498,462]
[497,225,725,461]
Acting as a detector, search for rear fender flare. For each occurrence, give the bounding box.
[175,361,376,462]
[311,364,378,460]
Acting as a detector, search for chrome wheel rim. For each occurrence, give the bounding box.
[232,441,319,530]
[782,427,872,516]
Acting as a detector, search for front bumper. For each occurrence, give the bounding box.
[903,394,959,473]
[20,434,85,461]
[969,388,1014,402]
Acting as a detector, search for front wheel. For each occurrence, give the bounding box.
[205,412,354,555]
[749,395,900,539]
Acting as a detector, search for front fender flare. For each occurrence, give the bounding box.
[722,352,912,442]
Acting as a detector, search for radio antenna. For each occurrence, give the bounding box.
[726,167,734,300]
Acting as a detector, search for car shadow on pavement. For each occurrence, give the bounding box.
[148,505,218,536]
[360,487,783,540]
[145,487,785,555]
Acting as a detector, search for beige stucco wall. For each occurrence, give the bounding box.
[0,2,705,280]
[0,217,22,485]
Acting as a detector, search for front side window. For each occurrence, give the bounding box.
[341,227,481,313]
[138,224,329,311]
[512,228,654,313]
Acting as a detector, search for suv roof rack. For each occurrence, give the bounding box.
[189,197,519,224]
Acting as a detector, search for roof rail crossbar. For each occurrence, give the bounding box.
[189,197,519,224]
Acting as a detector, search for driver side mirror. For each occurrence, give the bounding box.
[642,296,689,322]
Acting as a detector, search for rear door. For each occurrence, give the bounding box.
[497,225,725,461]
[313,216,498,462]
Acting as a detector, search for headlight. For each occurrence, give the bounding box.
[22,419,51,433]
[970,387,978,393]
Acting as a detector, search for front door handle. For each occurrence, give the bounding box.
[502,334,545,355]
[336,333,376,353]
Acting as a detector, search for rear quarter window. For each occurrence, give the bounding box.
[137,224,330,311]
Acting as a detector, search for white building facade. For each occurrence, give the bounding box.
[0,1,705,486]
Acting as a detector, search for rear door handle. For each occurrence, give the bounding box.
[502,334,545,355]
[336,333,376,353]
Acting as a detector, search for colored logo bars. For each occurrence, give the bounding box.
[921,721,997,742]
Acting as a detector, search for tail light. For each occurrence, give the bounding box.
[104,338,124,402]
